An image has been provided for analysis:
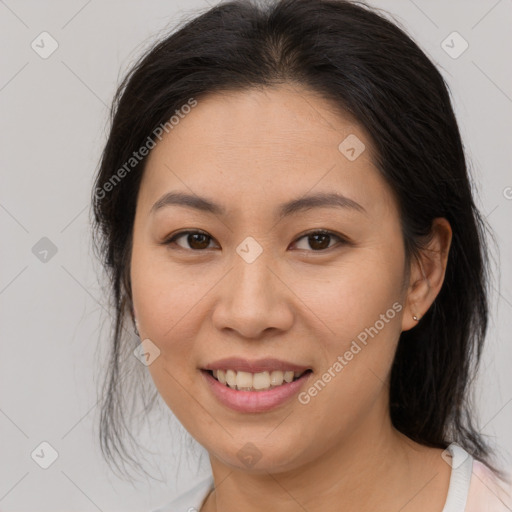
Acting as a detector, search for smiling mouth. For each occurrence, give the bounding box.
[204,368,313,391]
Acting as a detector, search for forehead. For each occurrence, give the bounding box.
[139,85,396,219]
[151,85,369,158]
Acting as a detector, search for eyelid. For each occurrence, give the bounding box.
[290,229,349,251]
[162,229,350,251]
[162,229,219,250]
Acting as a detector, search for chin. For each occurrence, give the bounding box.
[207,435,309,474]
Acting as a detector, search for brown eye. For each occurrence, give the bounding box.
[165,230,216,250]
[293,230,346,251]
[164,229,347,252]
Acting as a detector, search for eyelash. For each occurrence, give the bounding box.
[162,229,349,252]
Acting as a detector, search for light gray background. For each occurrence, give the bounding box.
[1,0,511,510]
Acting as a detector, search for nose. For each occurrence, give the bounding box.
[211,250,294,339]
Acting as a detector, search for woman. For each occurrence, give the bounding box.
[91,0,512,510]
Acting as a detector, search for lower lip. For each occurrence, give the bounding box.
[201,370,312,413]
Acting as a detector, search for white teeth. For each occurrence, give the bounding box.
[235,371,253,390]
[209,368,308,391]
[270,370,284,386]
[253,371,270,390]
[225,369,237,389]
[283,371,294,383]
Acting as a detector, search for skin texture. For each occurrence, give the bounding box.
[130,85,453,511]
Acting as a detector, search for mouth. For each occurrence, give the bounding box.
[200,357,313,412]
[203,368,313,392]
[200,360,314,413]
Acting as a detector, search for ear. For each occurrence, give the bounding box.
[401,217,452,332]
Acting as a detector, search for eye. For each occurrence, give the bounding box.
[162,229,348,252]
[291,229,347,251]
[163,230,218,251]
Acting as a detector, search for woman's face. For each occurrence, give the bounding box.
[130,85,415,473]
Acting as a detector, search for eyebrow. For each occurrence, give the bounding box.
[150,191,366,218]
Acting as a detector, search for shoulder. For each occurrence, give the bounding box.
[466,460,512,512]
[151,474,214,512]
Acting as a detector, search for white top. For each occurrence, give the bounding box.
[152,443,512,511]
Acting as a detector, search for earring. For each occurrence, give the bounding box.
[134,318,140,337]
[412,314,419,321]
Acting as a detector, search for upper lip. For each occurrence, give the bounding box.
[202,357,311,374]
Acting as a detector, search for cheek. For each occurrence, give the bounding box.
[291,244,405,413]
[130,247,211,412]
[292,240,405,346]
[130,244,211,343]
[130,251,207,419]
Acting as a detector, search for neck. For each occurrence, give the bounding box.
[203,404,442,512]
